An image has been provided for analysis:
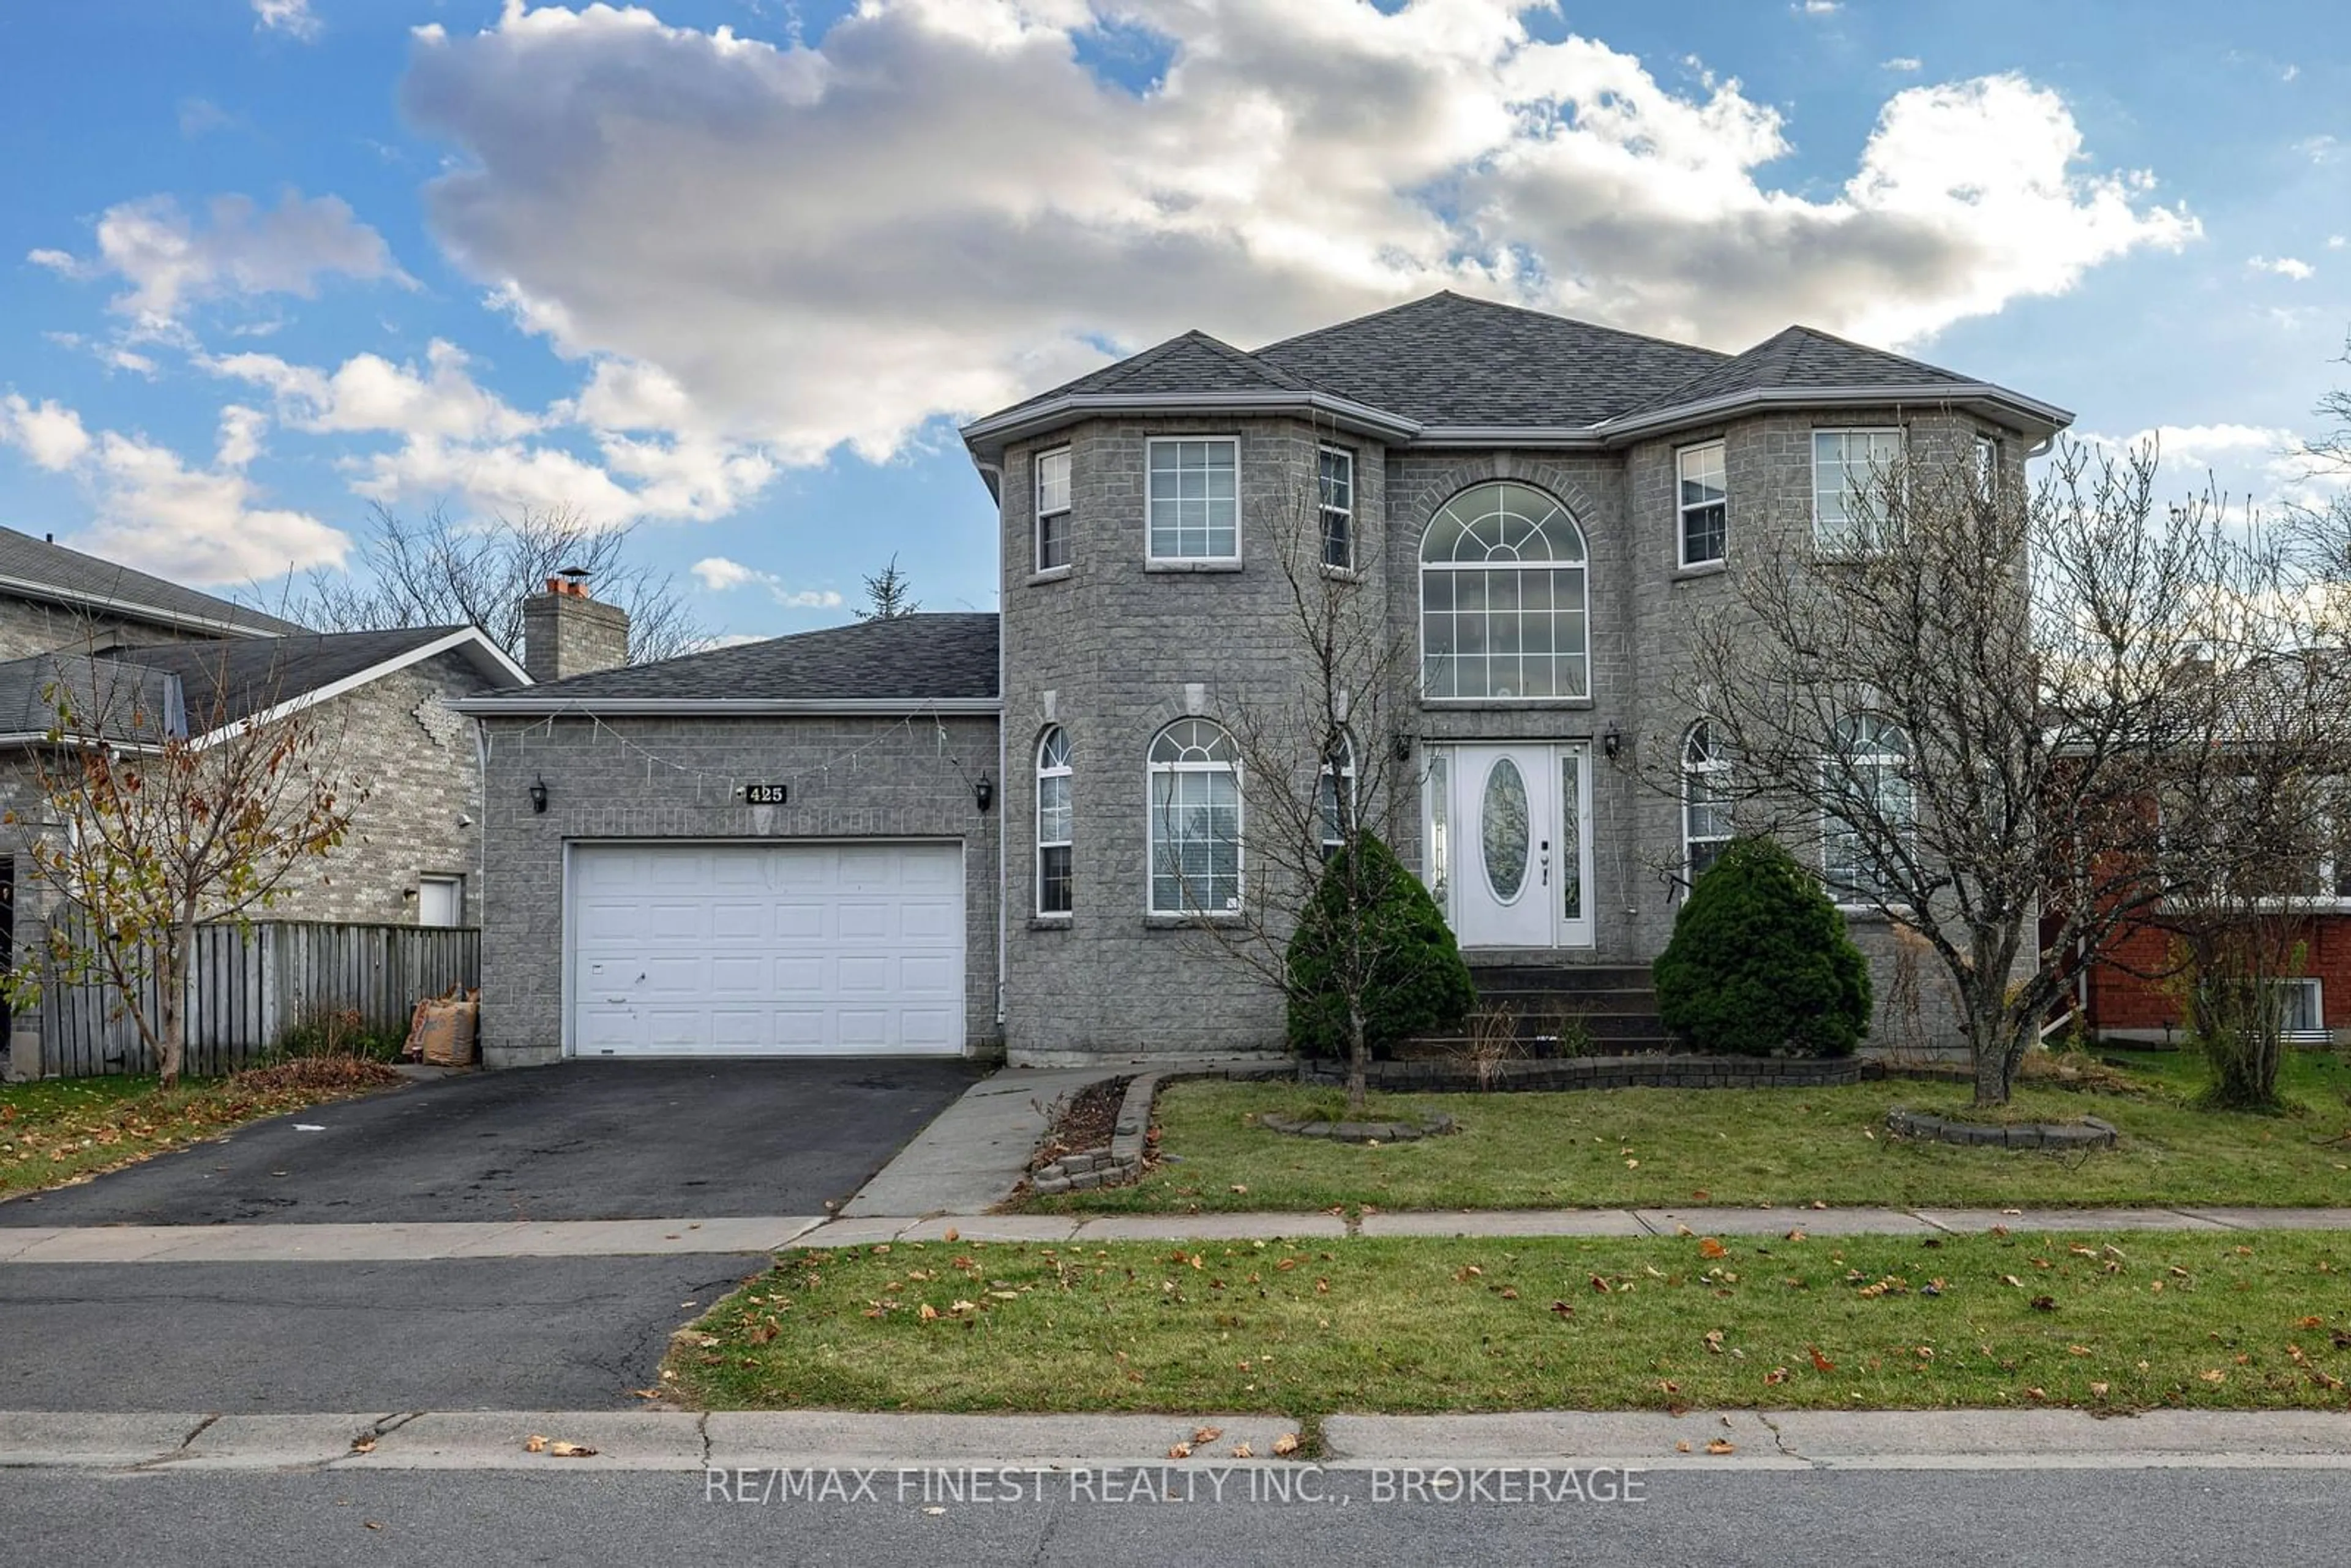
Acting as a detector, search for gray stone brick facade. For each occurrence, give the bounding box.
[473,711,1002,1068]
[994,405,2034,1063]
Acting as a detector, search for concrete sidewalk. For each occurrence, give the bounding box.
[10,1204,2350,1264]
[6,1406,2350,1472]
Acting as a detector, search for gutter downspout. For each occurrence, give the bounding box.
[980,460,1010,1041]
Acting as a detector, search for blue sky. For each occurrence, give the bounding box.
[1,0,2344,643]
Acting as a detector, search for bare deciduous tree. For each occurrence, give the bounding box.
[1162,457,1461,1113]
[0,639,364,1087]
[294,501,703,664]
[1670,438,2334,1108]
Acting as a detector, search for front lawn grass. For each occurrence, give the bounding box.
[0,1059,402,1199]
[672,1229,2351,1416]
[1021,1050,2351,1214]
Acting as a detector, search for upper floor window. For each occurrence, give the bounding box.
[1035,448,1071,573]
[1678,441,1727,568]
[1823,712,1912,903]
[1036,726,1072,915]
[1148,438,1239,561]
[1148,718,1242,914]
[1682,720,1734,884]
[1813,429,1904,552]
[1973,433,2001,511]
[1419,482,1589,701]
[1318,447,1354,569]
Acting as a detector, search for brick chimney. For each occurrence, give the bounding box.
[522,569,629,683]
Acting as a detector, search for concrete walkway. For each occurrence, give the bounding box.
[10,1204,2351,1264]
[5,1406,2351,1472]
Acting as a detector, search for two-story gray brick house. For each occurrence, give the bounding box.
[459,292,2069,1067]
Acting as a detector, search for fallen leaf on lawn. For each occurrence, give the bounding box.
[2201,1370,2227,1384]
[2025,1387,2047,1401]
[1990,1225,2011,1238]
[1193,1427,1223,1444]
[1591,1274,1613,1293]
[1763,1367,1789,1386]
[2297,1316,2325,1330]
[1231,1443,1253,1458]
[2031,1296,2057,1313]
[2068,1345,2093,1356]
[1809,1346,1837,1373]
[942,1228,959,1244]
[1674,1223,1695,1237]
[1272,1434,1301,1457]
[2089,1381,2110,1397]
[2003,1275,2027,1288]
[1550,1300,1575,1318]
[1454,1265,1483,1281]
[1785,1229,1808,1243]
[1167,1442,1193,1460]
[1275,1257,1300,1272]
[1705,1439,1736,1455]
[1704,1329,1726,1354]
[918,1304,939,1322]
[1231,1185,1249,1195]
[1810,1201,1828,1210]
[949,1300,977,1313]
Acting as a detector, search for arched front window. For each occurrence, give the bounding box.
[1682,720,1735,885]
[1148,718,1242,914]
[1824,713,1912,902]
[1036,726,1072,915]
[1420,482,1589,700]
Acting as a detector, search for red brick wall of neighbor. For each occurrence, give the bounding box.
[2071,912,2351,1033]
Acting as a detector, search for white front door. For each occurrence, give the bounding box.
[1436,744,1594,949]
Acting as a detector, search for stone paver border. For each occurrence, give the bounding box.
[1886,1107,2119,1150]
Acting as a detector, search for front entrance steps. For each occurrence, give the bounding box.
[1413,962,1663,1055]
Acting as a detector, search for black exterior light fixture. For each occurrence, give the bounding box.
[974,771,994,812]
[1602,724,1622,762]
[1392,730,1415,762]
[528,775,549,814]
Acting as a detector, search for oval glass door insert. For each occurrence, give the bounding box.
[1480,757,1531,902]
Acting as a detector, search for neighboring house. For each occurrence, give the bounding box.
[0,531,530,1078]
[457,291,2070,1067]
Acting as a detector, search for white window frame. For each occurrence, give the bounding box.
[1417,481,1592,703]
[1812,427,1905,552]
[417,872,465,928]
[1035,725,1072,917]
[1681,719,1734,886]
[1318,445,1355,571]
[1676,440,1728,569]
[1823,713,1913,906]
[1146,437,1242,563]
[1035,447,1072,574]
[1973,432,2001,509]
[1316,733,1357,859]
[1146,718,1244,916]
[2274,977,2327,1042]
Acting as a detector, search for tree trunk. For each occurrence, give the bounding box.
[1968,1006,2012,1109]
[159,914,197,1090]
[1345,997,1369,1117]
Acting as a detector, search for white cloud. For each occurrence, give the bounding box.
[216,405,269,469]
[252,0,320,40]
[691,555,842,609]
[34,190,402,329]
[0,395,92,470]
[2331,235,2347,250]
[1794,1,1840,13]
[0,395,345,582]
[2249,254,2315,280]
[203,341,776,529]
[1882,56,1923,72]
[400,2,2197,466]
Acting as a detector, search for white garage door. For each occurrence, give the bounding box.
[567,841,965,1057]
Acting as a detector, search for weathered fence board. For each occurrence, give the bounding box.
[39,920,479,1078]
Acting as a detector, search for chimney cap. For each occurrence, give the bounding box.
[557,565,591,582]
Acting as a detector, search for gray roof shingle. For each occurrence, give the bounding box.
[127,627,475,727]
[1618,324,1977,418]
[0,652,185,742]
[986,331,1313,422]
[0,527,299,635]
[1251,291,1730,429]
[482,613,1001,706]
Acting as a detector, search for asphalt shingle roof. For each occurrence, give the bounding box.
[0,651,186,743]
[1619,324,1978,418]
[0,527,299,636]
[500,613,1001,705]
[1251,291,1730,429]
[986,331,1314,422]
[127,627,472,726]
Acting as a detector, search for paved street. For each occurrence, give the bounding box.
[7,1464,2348,1567]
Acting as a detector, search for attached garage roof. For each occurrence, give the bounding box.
[453,612,1002,716]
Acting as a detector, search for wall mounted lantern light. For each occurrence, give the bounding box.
[974,771,995,813]
[1602,725,1622,762]
[528,775,549,814]
[1391,730,1415,762]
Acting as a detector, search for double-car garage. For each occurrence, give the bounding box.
[566,841,967,1058]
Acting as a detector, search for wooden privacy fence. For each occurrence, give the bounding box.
[39,920,481,1078]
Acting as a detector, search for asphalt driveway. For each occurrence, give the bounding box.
[0,1059,983,1226]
